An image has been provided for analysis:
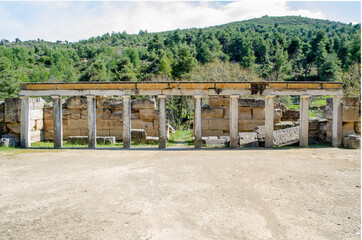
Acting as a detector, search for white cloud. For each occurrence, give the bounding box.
[1,1,326,42]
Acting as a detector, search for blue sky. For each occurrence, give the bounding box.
[0,1,360,42]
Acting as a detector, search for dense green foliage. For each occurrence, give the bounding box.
[0,16,360,99]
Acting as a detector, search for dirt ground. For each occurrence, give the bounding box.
[0,148,360,240]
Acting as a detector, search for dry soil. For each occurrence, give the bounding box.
[0,148,360,240]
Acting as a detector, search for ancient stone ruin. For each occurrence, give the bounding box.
[1,81,359,149]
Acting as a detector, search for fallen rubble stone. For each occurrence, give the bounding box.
[239,132,258,147]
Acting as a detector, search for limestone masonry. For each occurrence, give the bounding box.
[0,96,360,147]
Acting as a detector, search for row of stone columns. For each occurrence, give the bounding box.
[20,94,344,149]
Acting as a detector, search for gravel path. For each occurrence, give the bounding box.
[0,148,360,240]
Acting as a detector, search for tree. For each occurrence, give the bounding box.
[273,43,288,81]
[196,43,214,64]
[172,45,197,78]
[320,54,342,81]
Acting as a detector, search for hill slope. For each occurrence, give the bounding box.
[0,16,360,99]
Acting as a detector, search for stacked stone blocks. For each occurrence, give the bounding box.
[43,96,158,141]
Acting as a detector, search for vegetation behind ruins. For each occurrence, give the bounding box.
[0,15,360,100]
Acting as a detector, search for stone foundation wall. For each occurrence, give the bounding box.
[202,96,283,137]
[0,96,360,145]
[0,98,46,144]
[318,97,361,142]
[43,96,159,141]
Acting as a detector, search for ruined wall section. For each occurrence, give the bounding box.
[318,98,361,142]
[202,96,282,137]
[43,96,159,141]
[0,98,46,144]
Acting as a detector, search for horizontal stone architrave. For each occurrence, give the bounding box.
[19,82,343,96]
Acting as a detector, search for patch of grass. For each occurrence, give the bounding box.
[168,130,194,146]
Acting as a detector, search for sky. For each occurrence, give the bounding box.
[0,1,360,42]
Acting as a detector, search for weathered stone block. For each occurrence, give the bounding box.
[30,109,43,120]
[97,119,111,130]
[31,131,44,143]
[139,109,158,121]
[63,129,81,139]
[209,96,230,108]
[5,98,20,123]
[355,122,361,134]
[44,130,53,141]
[97,129,110,137]
[131,119,153,130]
[44,107,53,120]
[110,129,122,140]
[0,137,19,147]
[96,108,111,119]
[239,120,265,132]
[131,129,147,140]
[273,126,300,147]
[96,97,123,110]
[252,108,264,120]
[201,119,209,129]
[274,121,295,130]
[343,98,360,107]
[111,110,123,119]
[238,99,264,108]
[132,99,155,110]
[66,136,116,145]
[204,138,227,147]
[238,108,252,120]
[343,106,360,122]
[202,108,223,118]
[44,119,53,130]
[145,129,158,137]
[7,122,20,134]
[65,96,87,109]
[30,98,46,110]
[223,107,230,119]
[131,112,140,120]
[309,118,319,131]
[0,112,4,123]
[67,119,87,130]
[343,122,356,137]
[208,119,229,130]
[343,135,360,149]
[202,129,224,137]
[32,120,44,131]
[281,109,300,121]
[239,132,258,147]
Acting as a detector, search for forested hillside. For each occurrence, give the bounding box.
[0,16,360,99]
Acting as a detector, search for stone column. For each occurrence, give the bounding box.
[299,95,310,147]
[158,95,167,149]
[87,95,96,148]
[20,96,30,148]
[194,95,202,149]
[265,95,275,148]
[52,96,63,149]
[332,96,343,147]
[122,95,131,149]
[229,95,239,148]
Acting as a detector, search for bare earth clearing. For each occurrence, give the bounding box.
[0,148,360,240]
